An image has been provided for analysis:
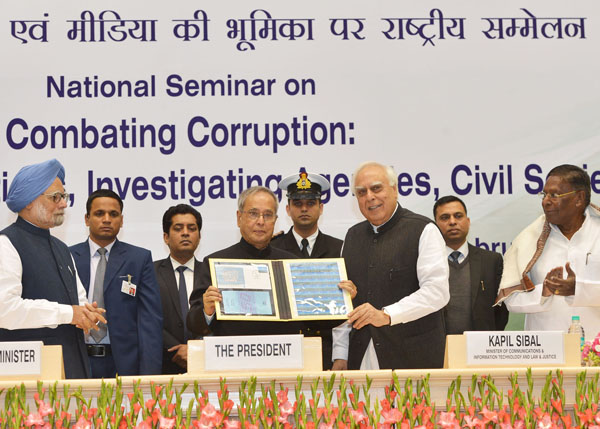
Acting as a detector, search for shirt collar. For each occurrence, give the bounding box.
[446,241,469,258]
[88,237,116,257]
[170,256,195,272]
[291,228,319,251]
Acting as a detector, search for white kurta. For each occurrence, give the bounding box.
[503,206,600,340]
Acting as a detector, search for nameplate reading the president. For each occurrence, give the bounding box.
[0,341,42,376]
[204,335,303,371]
[466,331,564,365]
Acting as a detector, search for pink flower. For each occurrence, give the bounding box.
[279,400,294,419]
[37,400,54,418]
[158,415,176,429]
[480,406,498,424]
[25,411,44,427]
[550,399,563,414]
[201,403,218,422]
[223,419,241,429]
[223,399,235,413]
[438,411,459,429]
[380,399,391,412]
[145,399,156,410]
[137,420,153,429]
[277,389,289,403]
[349,407,367,424]
[513,421,525,429]
[72,415,92,429]
[536,415,557,429]
[462,415,482,429]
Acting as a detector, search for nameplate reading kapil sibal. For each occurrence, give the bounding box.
[209,258,352,321]
[466,331,565,366]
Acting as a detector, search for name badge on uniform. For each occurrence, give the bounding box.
[120,274,136,297]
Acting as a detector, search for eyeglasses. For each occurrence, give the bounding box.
[43,192,70,204]
[241,210,277,223]
[538,190,578,201]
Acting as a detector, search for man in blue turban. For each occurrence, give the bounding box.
[0,159,106,379]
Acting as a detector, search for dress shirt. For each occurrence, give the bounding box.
[332,220,449,368]
[169,256,195,301]
[446,241,469,264]
[291,229,318,256]
[0,234,88,329]
[504,208,600,339]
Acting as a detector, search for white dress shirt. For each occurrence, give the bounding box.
[0,233,88,329]
[170,256,195,301]
[446,241,469,263]
[291,229,319,256]
[504,208,600,340]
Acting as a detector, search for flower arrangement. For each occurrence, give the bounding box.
[582,333,600,366]
[0,370,599,428]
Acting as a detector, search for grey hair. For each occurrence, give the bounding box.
[237,186,279,212]
[351,161,397,193]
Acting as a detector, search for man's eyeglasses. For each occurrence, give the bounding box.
[538,190,578,201]
[241,210,277,223]
[43,192,70,204]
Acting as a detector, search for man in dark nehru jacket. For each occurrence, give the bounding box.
[187,185,356,340]
[271,169,343,369]
[0,159,106,379]
[332,161,449,371]
[155,204,208,374]
[433,195,507,334]
[187,186,302,337]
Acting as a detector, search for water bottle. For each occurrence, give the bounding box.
[568,315,585,364]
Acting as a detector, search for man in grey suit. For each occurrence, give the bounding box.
[433,195,508,334]
[154,204,208,374]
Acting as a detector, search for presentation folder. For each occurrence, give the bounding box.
[209,258,353,321]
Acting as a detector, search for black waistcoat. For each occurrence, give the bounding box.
[342,206,446,370]
[0,217,90,379]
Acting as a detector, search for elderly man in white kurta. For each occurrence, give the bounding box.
[496,164,600,340]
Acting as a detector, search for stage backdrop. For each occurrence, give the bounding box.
[2,1,599,279]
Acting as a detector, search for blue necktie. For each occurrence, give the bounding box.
[449,251,461,264]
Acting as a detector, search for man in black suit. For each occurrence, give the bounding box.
[433,195,508,334]
[154,204,207,374]
[271,170,343,259]
[271,170,344,369]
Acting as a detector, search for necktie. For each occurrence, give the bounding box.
[176,266,190,340]
[449,251,461,264]
[301,238,310,257]
[90,248,108,342]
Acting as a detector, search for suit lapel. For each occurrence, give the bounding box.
[311,231,325,258]
[193,258,203,291]
[468,244,482,310]
[74,242,92,292]
[104,239,126,291]
[284,229,302,257]
[159,258,183,321]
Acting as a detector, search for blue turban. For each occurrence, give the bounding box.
[6,159,66,213]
